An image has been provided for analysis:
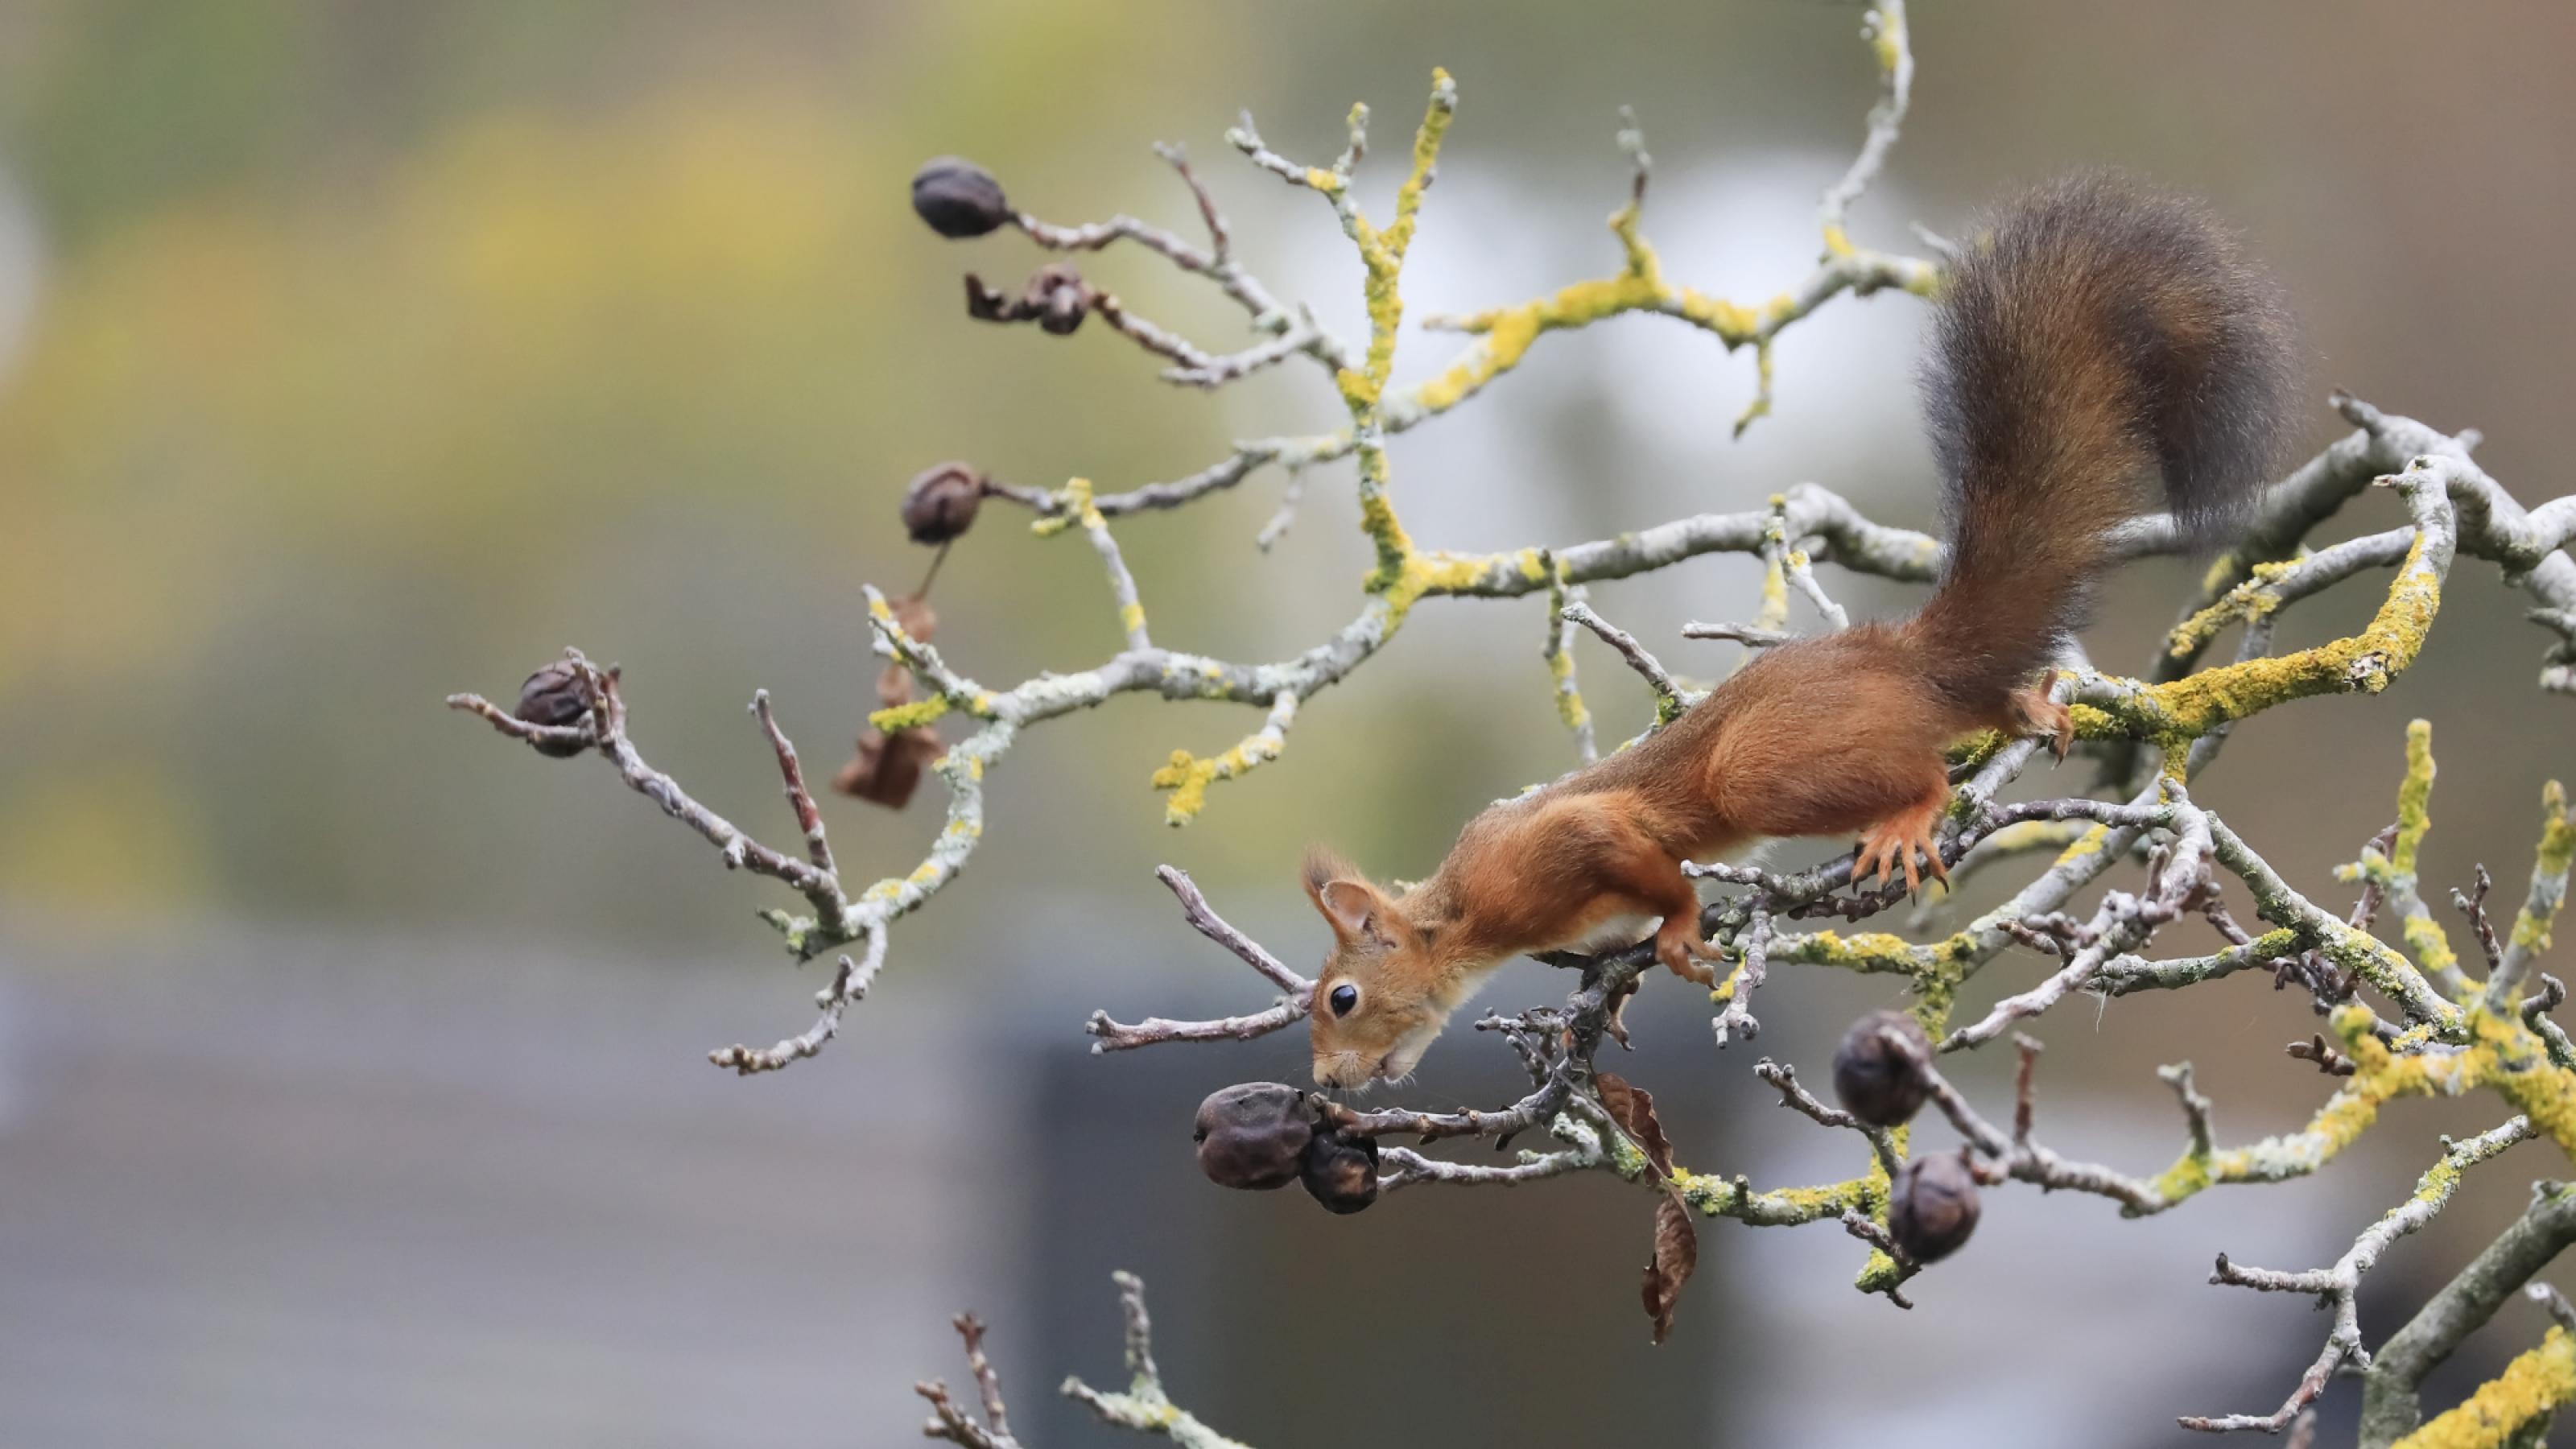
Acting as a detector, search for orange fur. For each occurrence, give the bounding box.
[1303,174,2297,1088]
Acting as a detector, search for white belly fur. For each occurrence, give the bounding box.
[1556,910,1659,956]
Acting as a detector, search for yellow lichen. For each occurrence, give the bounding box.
[2394,719,2437,873]
[1755,552,1791,633]
[1708,959,1744,1006]
[1410,276,1653,415]
[1673,288,1764,341]
[1732,340,1777,437]
[2404,913,2461,982]
[2081,535,2445,743]
[2391,1327,2576,1448]
[1149,727,1286,828]
[1869,1,1905,73]
[1030,476,1104,538]
[1151,750,1220,825]
[2511,781,2574,954]
[868,697,949,733]
[2471,1008,2576,1158]
[2053,822,2111,865]
[1546,640,1591,733]
[1777,928,1928,974]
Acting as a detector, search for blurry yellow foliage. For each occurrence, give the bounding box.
[0,758,208,914]
[0,84,901,693]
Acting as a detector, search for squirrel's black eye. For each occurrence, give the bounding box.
[1329,984,1359,1017]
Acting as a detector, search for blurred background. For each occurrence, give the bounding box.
[2,2,2574,1445]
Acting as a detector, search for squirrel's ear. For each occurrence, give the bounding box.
[1303,847,1388,943]
[1302,844,1354,901]
[1315,880,1386,943]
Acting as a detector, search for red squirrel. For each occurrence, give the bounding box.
[1303,173,2297,1088]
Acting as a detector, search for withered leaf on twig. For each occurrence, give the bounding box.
[1641,1194,1699,1344]
[964,262,1092,335]
[1595,1070,1674,1179]
[837,595,949,810]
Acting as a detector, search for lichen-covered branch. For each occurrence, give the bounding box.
[2180,1118,2537,1435]
[2357,1183,2576,1447]
[1111,716,2576,1438]
[918,1274,1248,1449]
[437,16,2576,1442]
[1059,1273,1252,1449]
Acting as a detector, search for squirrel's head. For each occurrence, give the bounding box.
[1302,846,1449,1088]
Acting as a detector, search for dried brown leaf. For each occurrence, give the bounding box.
[1640,1193,1698,1344]
[887,595,938,646]
[1595,1071,1673,1179]
[833,727,945,810]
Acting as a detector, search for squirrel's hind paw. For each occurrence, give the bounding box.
[1653,923,1718,986]
[2008,673,2075,762]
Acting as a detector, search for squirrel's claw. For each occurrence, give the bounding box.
[1654,926,1717,987]
[1603,976,1641,1048]
[1856,802,1950,901]
[2011,673,2075,764]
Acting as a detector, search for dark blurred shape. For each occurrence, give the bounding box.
[1889,1152,1981,1265]
[1032,264,1087,336]
[1194,1082,1312,1191]
[513,660,592,758]
[910,157,1011,237]
[1296,1125,1377,1213]
[901,462,985,545]
[1833,1009,1931,1127]
[964,264,1092,336]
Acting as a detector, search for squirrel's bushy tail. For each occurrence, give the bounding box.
[1909,171,2297,716]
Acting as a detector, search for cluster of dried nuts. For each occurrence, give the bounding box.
[1192,1083,1381,1215]
[1832,1009,1981,1265]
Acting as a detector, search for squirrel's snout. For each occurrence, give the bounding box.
[1312,1051,1377,1089]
